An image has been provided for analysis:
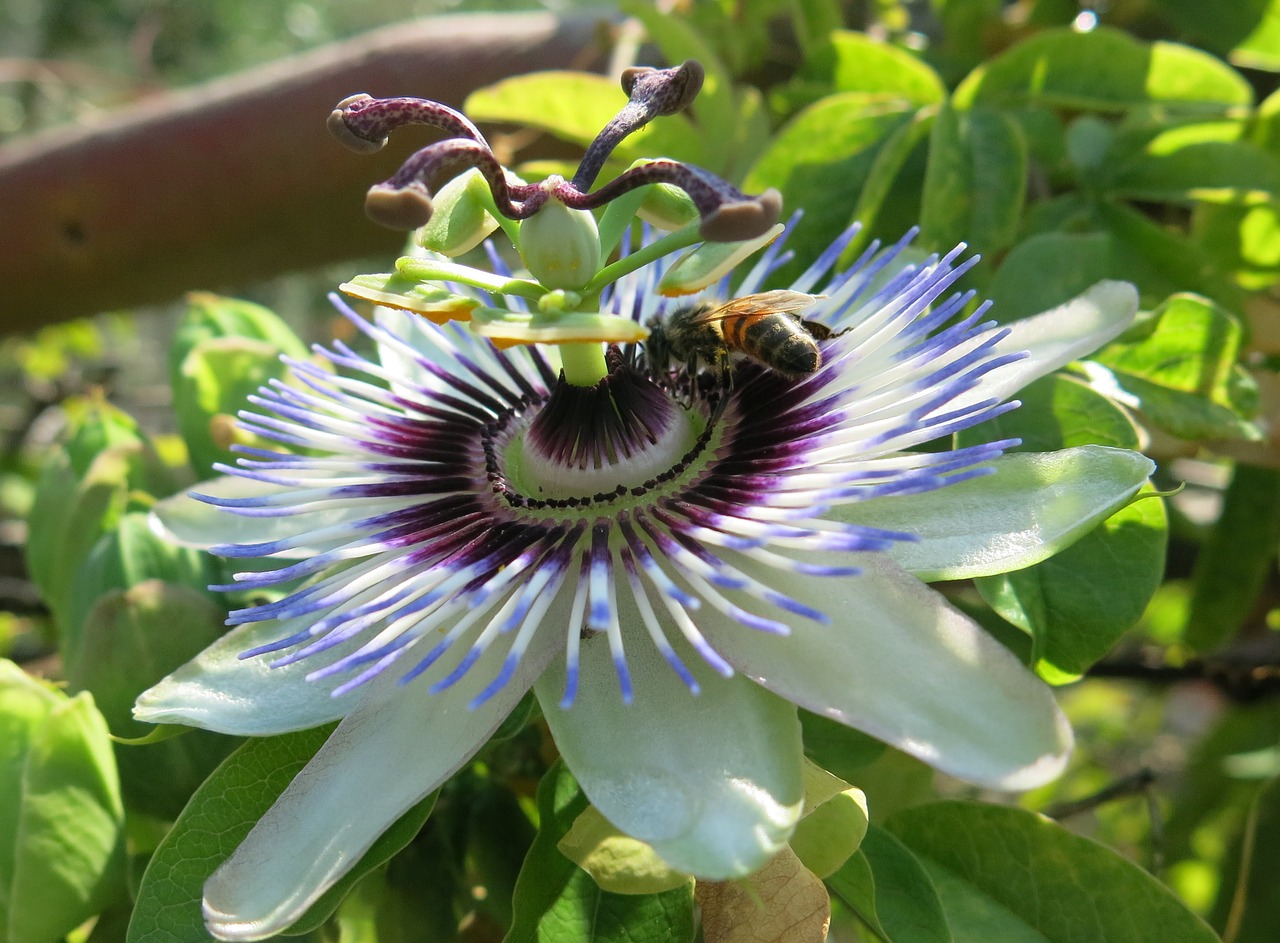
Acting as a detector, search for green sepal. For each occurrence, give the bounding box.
[557,806,694,895]
[789,761,868,879]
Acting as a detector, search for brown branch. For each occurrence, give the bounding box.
[0,12,610,335]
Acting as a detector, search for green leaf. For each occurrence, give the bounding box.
[987,232,1113,324]
[64,511,220,664]
[1186,463,1280,650]
[744,94,914,283]
[68,581,235,819]
[843,108,935,261]
[622,3,736,177]
[826,824,952,943]
[0,661,61,918]
[1096,200,1244,308]
[464,72,704,170]
[1092,292,1260,440]
[3,676,126,943]
[777,30,946,114]
[886,801,1219,942]
[920,103,1026,253]
[127,726,434,943]
[1158,0,1280,72]
[953,26,1252,113]
[977,488,1168,682]
[800,710,887,783]
[505,762,695,943]
[958,374,1140,454]
[1210,774,1280,942]
[1192,202,1280,290]
[169,293,307,395]
[174,336,299,476]
[468,781,536,926]
[1163,701,1280,866]
[25,446,132,635]
[1104,137,1280,206]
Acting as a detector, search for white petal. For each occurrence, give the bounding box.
[536,633,805,880]
[202,626,557,941]
[152,476,369,557]
[837,446,1156,580]
[133,618,362,735]
[951,280,1139,413]
[701,554,1072,790]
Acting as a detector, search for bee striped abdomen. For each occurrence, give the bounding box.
[733,315,821,377]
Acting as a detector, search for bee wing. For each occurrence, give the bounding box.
[687,290,824,325]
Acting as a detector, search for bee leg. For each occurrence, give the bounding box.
[801,319,836,340]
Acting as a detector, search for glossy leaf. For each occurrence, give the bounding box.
[1186,464,1280,651]
[25,446,133,635]
[957,374,1140,455]
[978,489,1168,682]
[174,336,299,477]
[2,670,126,943]
[986,232,1113,324]
[744,95,914,283]
[505,762,695,943]
[1091,292,1260,440]
[464,72,704,170]
[1105,138,1280,206]
[827,825,952,943]
[778,30,946,114]
[885,802,1219,942]
[168,294,306,391]
[919,103,1026,254]
[953,27,1251,113]
[70,581,235,819]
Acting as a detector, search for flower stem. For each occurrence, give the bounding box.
[559,342,609,387]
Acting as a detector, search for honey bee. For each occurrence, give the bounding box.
[646,290,832,381]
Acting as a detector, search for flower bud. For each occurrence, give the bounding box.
[518,194,601,291]
[636,179,701,232]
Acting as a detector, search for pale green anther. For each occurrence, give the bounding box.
[339,274,481,322]
[636,180,701,232]
[469,307,648,346]
[518,195,602,291]
[657,224,785,295]
[416,169,500,257]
